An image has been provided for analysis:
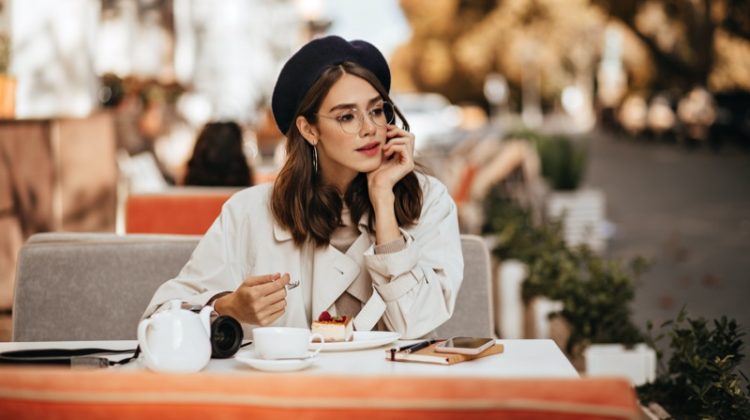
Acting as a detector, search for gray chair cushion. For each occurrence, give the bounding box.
[13,233,199,341]
[13,233,493,341]
[435,234,495,339]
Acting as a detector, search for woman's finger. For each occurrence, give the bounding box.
[386,124,412,137]
[259,286,288,307]
[384,144,409,161]
[243,273,281,287]
[262,307,287,325]
[257,301,287,324]
[258,298,287,319]
[252,273,290,296]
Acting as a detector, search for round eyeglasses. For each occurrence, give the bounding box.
[317,102,396,135]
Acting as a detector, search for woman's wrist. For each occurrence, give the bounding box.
[213,292,236,318]
[369,185,394,205]
[371,191,400,245]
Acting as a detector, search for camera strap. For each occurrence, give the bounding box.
[0,347,140,368]
[0,313,245,368]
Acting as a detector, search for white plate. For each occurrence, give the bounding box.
[235,350,317,372]
[310,331,401,352]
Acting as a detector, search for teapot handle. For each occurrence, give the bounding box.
[137,318,157,367]
[199,305,214,336]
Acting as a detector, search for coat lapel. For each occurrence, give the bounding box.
[311,243,361,319]
[274,214,375,319]
[311,219,374,318]
[344,232,374,303]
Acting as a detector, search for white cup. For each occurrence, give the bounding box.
[252,327,324,360]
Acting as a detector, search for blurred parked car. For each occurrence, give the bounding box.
[712,90,750,149]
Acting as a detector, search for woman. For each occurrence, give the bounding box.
[144,36,463,339]
[184,121,253,187]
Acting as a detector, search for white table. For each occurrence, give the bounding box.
[0,339,578,378]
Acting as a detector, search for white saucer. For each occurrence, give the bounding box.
[235,350,317,372]
[310,331,401,352]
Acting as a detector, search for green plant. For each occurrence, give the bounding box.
[507,129,588,190]
[482,188,566,265]
[482,189,647,354]
[637,309,750,419]
[529,246,647,354]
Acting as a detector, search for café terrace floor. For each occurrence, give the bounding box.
[584,129,750,374]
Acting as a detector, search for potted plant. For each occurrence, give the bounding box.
[507,129,606,253]
[483,189,654,379]
[637,309,750,419]
[522,238,650,373]
[482,187,565,339]
[0,31,15,118]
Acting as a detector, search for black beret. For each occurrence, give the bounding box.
[271,35,391,134]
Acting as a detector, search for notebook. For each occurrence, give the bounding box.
[386,342,504,365]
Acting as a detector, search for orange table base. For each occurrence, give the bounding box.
[0,367,639,419]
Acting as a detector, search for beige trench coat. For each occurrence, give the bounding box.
[144,174,463,339]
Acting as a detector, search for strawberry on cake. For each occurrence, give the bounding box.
[311,311,353,342]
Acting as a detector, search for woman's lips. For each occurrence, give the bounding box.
[356,142,381,157]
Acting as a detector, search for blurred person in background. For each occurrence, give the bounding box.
[144,36,463,339]
[677,87,716,145]
[618,94,648,137]
[184,121,253,187]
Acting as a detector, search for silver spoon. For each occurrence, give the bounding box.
[286,279,300,290]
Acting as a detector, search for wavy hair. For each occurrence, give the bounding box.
[271,62,422,247]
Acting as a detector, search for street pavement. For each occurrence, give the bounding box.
[584,130,750,373]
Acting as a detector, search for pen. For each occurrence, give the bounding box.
[391,339,440,354]
[388,339,444,361]
[403,339,441,353]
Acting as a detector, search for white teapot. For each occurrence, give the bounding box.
[137,299,213,373]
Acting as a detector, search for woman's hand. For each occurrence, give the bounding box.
[367,125,415,245]
[366,125,415,201]
[214,273,290,326]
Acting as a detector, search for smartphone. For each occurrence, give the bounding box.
[434,337,495,355]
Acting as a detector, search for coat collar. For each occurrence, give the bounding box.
[272,219,293,242]
[272,212,370,242]
[273,210,374,318]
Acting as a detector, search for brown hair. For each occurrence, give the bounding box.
[271,62,423,247]
[184,121,253,187]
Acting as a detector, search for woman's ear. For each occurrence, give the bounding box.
[296,116,318,146]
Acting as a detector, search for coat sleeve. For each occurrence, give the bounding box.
[362,176,464,339]
[141,195,250,319]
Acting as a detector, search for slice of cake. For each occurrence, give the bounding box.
[311,311,353,342]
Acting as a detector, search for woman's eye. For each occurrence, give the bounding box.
[337,113,356,122]
[370,107,385,117]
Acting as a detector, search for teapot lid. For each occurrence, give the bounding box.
[166,299,183,311]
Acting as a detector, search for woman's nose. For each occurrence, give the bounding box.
[359,113,377,136]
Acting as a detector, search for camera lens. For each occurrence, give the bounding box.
[210,315,243,359]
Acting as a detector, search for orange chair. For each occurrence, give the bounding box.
[125,188,240,235]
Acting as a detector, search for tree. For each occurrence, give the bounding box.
[593,0,750,91]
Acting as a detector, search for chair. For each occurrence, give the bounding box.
[435,234,494,338]
[12,233,200,341]
[124,187,239,235]
[12,233,492,341]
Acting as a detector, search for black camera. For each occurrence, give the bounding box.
[183,303,244,359]
[0,304,244,367]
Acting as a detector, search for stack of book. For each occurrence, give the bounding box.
[386,340,504,365]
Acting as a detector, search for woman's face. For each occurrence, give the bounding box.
[312,73,388,190]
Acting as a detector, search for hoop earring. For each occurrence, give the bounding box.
[312,144,318,174]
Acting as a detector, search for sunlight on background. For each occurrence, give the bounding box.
[11,0,97,117]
